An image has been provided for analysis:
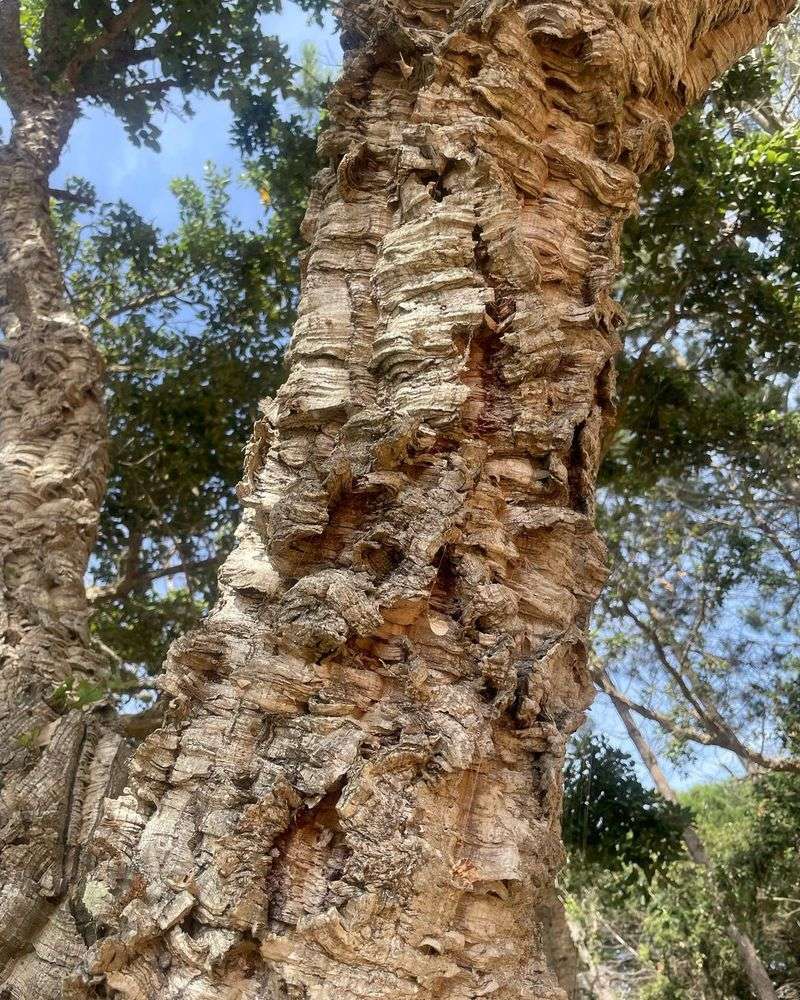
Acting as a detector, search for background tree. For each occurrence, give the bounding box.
[563,736,800,999]
[0,0,323,741]
[562,735,688,875]
[0,6,325,991]
[596,19,800,777]
[48,49,329,686]
[567,33,800,995]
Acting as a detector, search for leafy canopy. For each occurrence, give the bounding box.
[597,21,800,772]
[608,41,800,490]
[565,759,800,998]
[49,47,328,681]
[9,0,325,148]
[563,734,687,873]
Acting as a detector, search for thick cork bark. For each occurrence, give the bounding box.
[0,0,792,997]
[0,83,117,998]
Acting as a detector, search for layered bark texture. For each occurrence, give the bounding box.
[0,94,108,715]
[1,0,792,997]
[0,74,113,1000]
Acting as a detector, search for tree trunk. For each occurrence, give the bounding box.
[0,84,116,997]
[0,92,108,723]
[610,688,778,1000]
[0,0,792,996]
[537,892,579,998]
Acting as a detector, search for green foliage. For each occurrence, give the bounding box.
[51,54,323,672]
[16,728,40,750]
[561,736,687,995]
[92,589,207,677]
[54,164,290,671]
[608,47,800,491]
[642,776,800,998]
[50,677,109,711]
[567,770,800,998]
[637,862,741,999]
[11,1,327,150]
[19,0,46,50]
[598,26,800,773]
[776,660,800,754]
[563,734,687,874]
[46,672,155,715]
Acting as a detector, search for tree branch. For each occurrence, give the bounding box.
[736,480,800,577]
[118,77,178,98]
[595,665,800,774]
[61,0,151,88]
[87,555,220,604]
[88,280,194,329]
[0,0,36,114]
[113,697,165,740]
[48,186,95,207]
[105,42,158,71]
[621,302,684,399]
[622,599,718,730]
[592,664,715,746]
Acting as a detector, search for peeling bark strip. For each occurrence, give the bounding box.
[1,0,792,997]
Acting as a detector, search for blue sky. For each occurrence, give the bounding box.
[1,4,341,229]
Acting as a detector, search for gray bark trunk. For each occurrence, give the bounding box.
[0,0,793,996]
[0,94,108,729]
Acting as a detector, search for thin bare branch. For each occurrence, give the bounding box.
[595,666,800,773]
[48,185,95,207]
[88,281,189,329]
[622,599,717,729]
[87,555,220,604]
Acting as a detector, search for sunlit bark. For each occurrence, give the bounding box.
[0,14,112,993]
[0,0,793,995]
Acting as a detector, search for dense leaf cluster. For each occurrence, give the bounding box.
[565,738,800,998]
[609,47,800,489]
[563,735,687,874]
[12,0,325,147]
